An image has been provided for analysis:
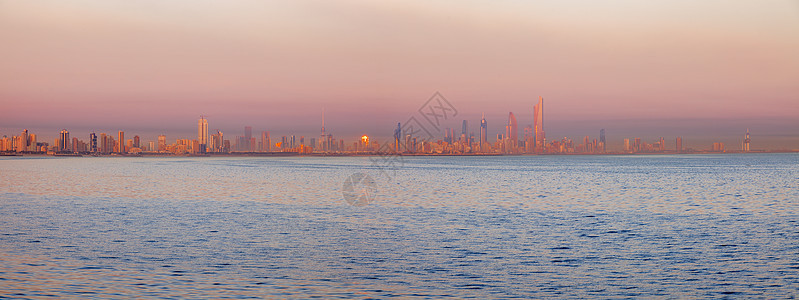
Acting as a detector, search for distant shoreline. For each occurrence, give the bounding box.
[2,150,797,158]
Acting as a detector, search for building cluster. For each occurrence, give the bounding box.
[395,96,606,155]
[1,99,756,155]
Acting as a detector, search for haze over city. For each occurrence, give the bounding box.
[1,1,798,149]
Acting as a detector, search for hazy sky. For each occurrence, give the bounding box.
[1,0,798,149]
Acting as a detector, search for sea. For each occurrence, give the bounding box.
[1,154,797,298]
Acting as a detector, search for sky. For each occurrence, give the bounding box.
[1,0,798,150]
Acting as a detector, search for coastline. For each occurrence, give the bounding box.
[2,150,796,158]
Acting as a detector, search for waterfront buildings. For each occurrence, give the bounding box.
[2,99,770,155]
[198,116,208,153]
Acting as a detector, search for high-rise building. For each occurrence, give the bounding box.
[394,123,401,153]
[118,131,125,153]
[259,131,266,152]
[218,131,226,152]
[28,133,36,152]
[743,129,750,152]
[461,120,468,140]
[60,129,70,152]
[480,113,487,146]
[242,126,252,151]
[676,137,683,153]
[599,129,606,153]
[505,112,517,153]
[18,129,28,152]
[534,96,545,151]
[198,116,208,153]
[320,109,327,152]
[264,131,270,152]
[90,132,97,153]
[583,135,591,153]
[523,125,534,153]
[99,133,107,153]
[158,135,167,152]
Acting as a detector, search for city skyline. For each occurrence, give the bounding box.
[0,104,787,154]
[1,90,794,152]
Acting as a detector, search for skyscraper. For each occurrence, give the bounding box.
[90,132,97,153]
[599,129,606,153]
[158,135,167,152]
[60,129,70,152]
[523,125,533,153]
[533,96,545,151]
[394,123,401,153]
[198,116,208,153]
[506,112,517,153]
[19,129,28,152]
[264,131,270,152]
[743,129,750,152]
[676,137,683,153]
[321,110,326,152]
[480,113,487,149]
[260,131,267,152]
[461,120,468,139]
[243,126,252,151]
[118,131,125,153]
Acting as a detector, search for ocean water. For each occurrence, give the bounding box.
[0,154,797,298]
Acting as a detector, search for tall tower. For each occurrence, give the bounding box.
[90,132,97,153]
[60,129,70,152]
[743,129,750,152]
[506,112,518,153]
[158,135,166,152]
[264,131,270,152]
[676,137,683,153]
[19,129,28,152]
[243,126,252,151]
[599,129,606,153]
[118,131,125,153]
[198,116,208,153]
[534,96,545,151]
[480,113,487,146]
[321,109,326,152]
[394,122,401,153]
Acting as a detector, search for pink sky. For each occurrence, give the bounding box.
[1,1,798,149]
